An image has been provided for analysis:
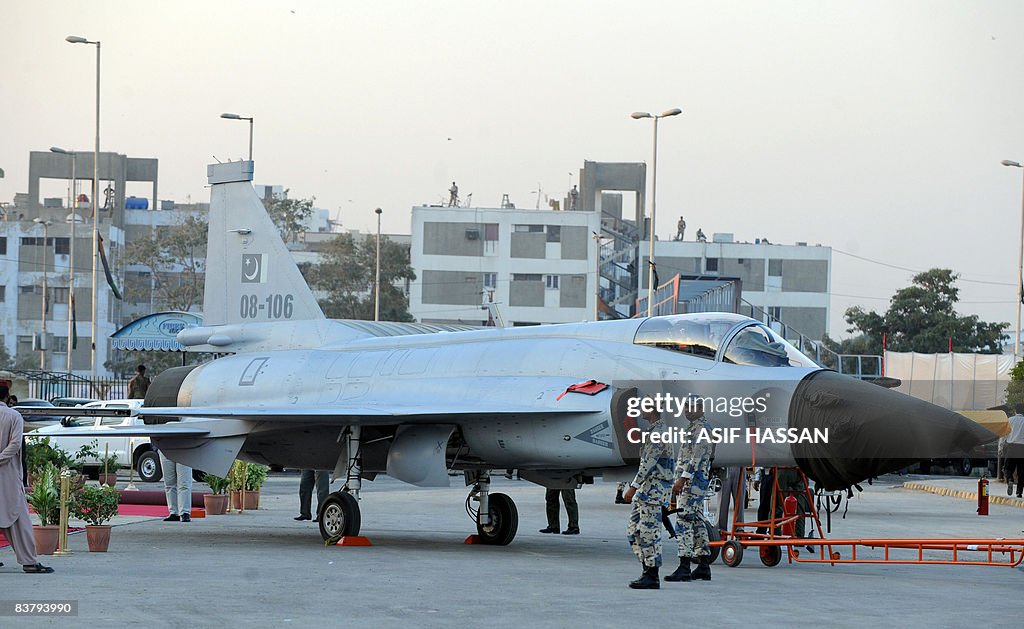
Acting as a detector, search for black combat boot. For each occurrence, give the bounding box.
[615,488,628,504]
[663,557,691,582]
[691,556,712,581]
[628,566,660,589]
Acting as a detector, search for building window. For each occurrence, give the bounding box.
[0,237,6,255]
[768,306,782,321]
[54,238,70,255]
[20,285,41,295]
[705,258,719,272]
[52,336,69,353]
[768,259,783,277]
[483,272,497,289]
[545,275,560,289]
[546,226,561,243]
[0,285,5,302]
[51,287,69,305]
[484,224,499,241]
[514,224,544,233]
[512,273,542,282]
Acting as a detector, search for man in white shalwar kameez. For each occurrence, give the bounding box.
[1,386,53,573]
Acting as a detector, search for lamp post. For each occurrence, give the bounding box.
[631,107,682,317]
[374,208,383,321]
[66,34,100,378]
[221,113,254,161]
[34,218,53,369]
[51,147,79,372]
[1003,159,1024,357]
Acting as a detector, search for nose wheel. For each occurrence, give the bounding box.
[318,491,361,541]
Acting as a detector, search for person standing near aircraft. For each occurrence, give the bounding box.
[0,385,54,573]
[127,364,151,399]
[1004,404,1024,498]
[666,397,714,582]
[623,404,676,589]
[539,487,579,535]
[296,469,330,521]
[160,449,193,522]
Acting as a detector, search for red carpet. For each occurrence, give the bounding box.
[118,504,170,517]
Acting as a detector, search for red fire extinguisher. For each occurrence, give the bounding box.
[782,495,798,536]
[977,477,989,516]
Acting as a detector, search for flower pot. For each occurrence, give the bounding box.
[230,489,260,510]
[33,525,59,555]
[203,493,229,515]
[85,525,112,552]
[99,473,118,487]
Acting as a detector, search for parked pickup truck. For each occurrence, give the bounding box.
[27,399,167,482]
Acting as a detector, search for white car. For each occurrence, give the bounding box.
[28,399,165,483]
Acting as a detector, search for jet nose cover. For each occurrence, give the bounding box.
[790,371,997,490]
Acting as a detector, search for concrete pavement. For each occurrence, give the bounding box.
[3,472,1022,628]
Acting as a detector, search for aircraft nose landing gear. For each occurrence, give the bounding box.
[318,491,361,541]
[466,471,518,545]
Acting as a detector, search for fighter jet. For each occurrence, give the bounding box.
[75,160,995,545]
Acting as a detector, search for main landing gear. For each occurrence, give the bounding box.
[466,471,518,545]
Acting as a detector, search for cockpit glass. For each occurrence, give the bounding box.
[723,323,818,368]
[633,314,739,360]
[724,326,791,366]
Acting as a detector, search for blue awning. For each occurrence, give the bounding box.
[110,311,202,352]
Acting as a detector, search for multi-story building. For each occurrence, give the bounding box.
[642,233,832,340]
[410,205,600,326]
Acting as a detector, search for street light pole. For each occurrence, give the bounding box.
[374,208,383,321]
[51,147,78,372]
[1002,159,1024,357]
[221,113,255,161]
[66,35,101,378]
[34,219,52,369]
[631,108,682,317]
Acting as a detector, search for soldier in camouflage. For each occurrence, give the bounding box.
[623,405,676,589]
[666,396,715,582]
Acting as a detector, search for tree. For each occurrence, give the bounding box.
[830,269,1007,355]
[1006,360,1024,410]
[263,191,314,244]
[124,216,207,312]
[0,343,12,370]
[306,233,416,321]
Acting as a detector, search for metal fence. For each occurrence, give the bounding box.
[10,370,130,401]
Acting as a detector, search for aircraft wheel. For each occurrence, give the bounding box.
[721,540,744,567]
[476,493,518,545]
[759,544,782,567]
[318,492,361,541]
[704,518,721,563]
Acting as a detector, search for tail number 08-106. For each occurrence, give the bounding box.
[240,294,294,319]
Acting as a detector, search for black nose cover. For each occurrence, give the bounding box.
[790,371,997,490]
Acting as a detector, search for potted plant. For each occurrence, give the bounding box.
[230,462,268,510]
[25,463,60,555]
[202,472,231,515]
[71,485,120,552]
[98,451,121,487]
[25,436,60,488]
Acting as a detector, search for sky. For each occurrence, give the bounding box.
[3,1,1024,339]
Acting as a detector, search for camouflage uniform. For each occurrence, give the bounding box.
[626,418,676,568]
[674,413,714,558]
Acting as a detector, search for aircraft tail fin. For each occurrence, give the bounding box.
[203,161,325,325]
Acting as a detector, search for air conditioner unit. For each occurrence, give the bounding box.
[465,229,480,240]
